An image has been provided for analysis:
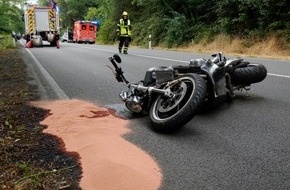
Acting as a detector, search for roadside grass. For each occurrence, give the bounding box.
[178,34,290,60]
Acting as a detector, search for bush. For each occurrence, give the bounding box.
[96,19,117,44]
[0,34,16,51]
[163,12,194,48]
[191,24,217,45]
[132,16,166,47]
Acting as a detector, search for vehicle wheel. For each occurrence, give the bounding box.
[149,74,206,133]
[231,63,267,85]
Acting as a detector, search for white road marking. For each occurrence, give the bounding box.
[20,41,69,99]
[267,73,290,78]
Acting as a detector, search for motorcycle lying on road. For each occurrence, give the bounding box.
[108,52,267,133]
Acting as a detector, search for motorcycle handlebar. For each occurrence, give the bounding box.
[109,57,129,84]
[109,57,119,70]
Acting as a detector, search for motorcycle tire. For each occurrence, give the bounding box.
[231,63,267,85]
[149,74,207,133]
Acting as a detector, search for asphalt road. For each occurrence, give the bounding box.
[20,41,290,190]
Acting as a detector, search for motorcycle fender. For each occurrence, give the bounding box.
[225,58,242,67]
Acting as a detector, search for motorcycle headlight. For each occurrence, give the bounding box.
[125,96,142,113]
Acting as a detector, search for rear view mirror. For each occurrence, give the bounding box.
[113,54,122,63]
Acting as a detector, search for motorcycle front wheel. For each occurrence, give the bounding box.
[149,74,206,133]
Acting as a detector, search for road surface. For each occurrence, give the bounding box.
[20,41,290,190]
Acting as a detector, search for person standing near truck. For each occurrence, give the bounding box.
[47,0,57,8]
[116,11,132,54]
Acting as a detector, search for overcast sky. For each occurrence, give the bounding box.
[26,0,39,4]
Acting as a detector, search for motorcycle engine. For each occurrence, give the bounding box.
[143,66,174,86]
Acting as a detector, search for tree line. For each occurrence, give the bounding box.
[1,0,289,48]
[50,0,290,47]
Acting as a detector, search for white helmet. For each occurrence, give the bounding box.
[122,11,128,17]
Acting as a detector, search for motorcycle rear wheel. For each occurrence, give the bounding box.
[231,63,267,85]
[149,74,206,133]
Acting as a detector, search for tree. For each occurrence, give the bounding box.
[0,0,24,34]
[58,0,98,29]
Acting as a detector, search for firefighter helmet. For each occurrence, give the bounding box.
[122,11,128,16]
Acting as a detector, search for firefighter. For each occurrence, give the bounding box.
[47,0,57,8]
[116,11,132,54]
[55,32,60,49]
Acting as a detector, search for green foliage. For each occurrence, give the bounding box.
[58,0,98,28]
[215,0,290,35]
[0,35,16,51]
[0,0,24,34]
[132,13,166,47]
[191,23,217,44]
[97,19,117,44]
[163,12,194,47]
[38,0,48,6]
[85,7,99,21]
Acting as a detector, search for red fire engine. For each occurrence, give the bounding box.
[73,20,97,44]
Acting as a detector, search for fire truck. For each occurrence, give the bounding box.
[23,4,60,48]
[73,20,97,44]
